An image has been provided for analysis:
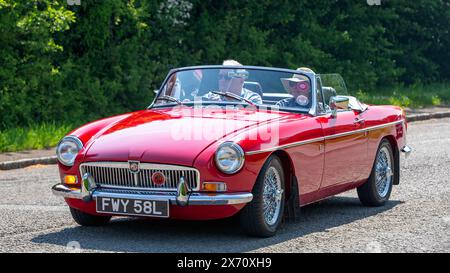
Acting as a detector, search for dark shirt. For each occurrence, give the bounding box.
[276,97,311,108]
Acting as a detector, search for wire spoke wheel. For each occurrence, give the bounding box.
[357,139,395,207]
[240,156,286,237]
[375,146,393,198]
[262,166,283,226]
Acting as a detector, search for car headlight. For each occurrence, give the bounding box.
[215,142,245,174]
[56,136,83,167]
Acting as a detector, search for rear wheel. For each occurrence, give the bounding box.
[70,207,111,226]
[357,139,395,206]
[240,156,285,237]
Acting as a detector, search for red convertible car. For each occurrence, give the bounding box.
[52,65,411,237]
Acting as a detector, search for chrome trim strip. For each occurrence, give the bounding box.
[245,136,325,155]
[51,183,253,205]
[92,191,253,206]
[245,120,404,155]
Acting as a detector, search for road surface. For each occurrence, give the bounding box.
[0,118,449,253]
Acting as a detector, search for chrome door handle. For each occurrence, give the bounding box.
[353,118,365,124]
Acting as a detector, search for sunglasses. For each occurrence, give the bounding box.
[289,81,309,91]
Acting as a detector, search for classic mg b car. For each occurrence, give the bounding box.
[52,65,411,237]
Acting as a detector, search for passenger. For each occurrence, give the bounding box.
[277,67,313,108]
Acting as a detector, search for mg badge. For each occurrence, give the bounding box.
[152,172,166,186]
[129,161,140,174]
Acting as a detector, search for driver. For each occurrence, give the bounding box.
[276,67,313,108]
[203,60,262,104]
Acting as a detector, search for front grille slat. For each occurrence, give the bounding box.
[80,162,199,191]
[114,168,117,186]
[164,170,169,189]
[98,167,103,184]
[107,167,111,185]
[102,167,107,184]
[121,168,125,187]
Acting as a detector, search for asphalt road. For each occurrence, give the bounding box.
[0,118,449,253]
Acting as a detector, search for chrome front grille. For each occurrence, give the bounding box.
[80,162,200,191]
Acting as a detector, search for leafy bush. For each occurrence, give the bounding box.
[1,0,449,132]
[0,122,73,152]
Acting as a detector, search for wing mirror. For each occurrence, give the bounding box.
[329,96,350,118]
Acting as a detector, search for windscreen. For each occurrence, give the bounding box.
[153,67,313,112]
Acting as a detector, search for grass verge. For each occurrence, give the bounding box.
[0,123,74,153]
[355,82,450,108]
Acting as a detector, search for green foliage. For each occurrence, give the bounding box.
[0,122,73,152]
[1,0,450,133]
[0,0,76,129]
[356,82,450,108]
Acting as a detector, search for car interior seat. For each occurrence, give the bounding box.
[322,86,337,105]
[243,81,263,98]
[197,70,219,97]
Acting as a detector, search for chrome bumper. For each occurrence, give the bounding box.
[51,183,253,206]
[401,145,412,158]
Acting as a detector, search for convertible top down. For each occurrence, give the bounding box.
[52,65,411,237]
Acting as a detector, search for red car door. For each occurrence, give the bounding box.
[319,110,368,190]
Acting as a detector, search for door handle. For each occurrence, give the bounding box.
[353,118,365,124]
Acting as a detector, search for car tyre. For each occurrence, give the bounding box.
[70,207,111,226]
[240,156,285,237]
[357,139,395,206]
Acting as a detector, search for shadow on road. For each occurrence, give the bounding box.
[32,196,403,252]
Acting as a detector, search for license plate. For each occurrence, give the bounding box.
[96,196,169,218]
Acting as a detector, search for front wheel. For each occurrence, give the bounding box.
[357,139,395,206]
[240,156,285,237]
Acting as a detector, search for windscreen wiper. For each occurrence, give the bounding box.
[155,95,182,105]
[211,91,256,106]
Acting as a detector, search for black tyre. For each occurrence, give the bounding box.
[70,207,111,226]
[240,156,285,237]
[357,139,395,206]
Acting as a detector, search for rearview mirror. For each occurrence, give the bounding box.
[329,96,350,118]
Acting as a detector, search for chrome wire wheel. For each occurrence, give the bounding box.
[240,156,285,237]
[375,146,393,198]
[357,139,395,207]
[262,166,283,226]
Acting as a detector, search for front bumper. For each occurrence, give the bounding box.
[52,183,253,206]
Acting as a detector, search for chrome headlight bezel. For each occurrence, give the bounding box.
[56,136,83,167]
[214,142,245,174]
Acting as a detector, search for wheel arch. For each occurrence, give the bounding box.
[382,135,400,185]
[270,150,295,196]
[269,150,301,221]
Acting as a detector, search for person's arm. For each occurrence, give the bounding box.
[244,89,263,104]
[275,98,289,107]
[202,91,221,101]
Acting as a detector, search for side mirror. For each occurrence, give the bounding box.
[329,96,350,118]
